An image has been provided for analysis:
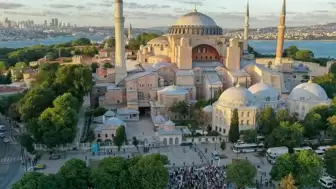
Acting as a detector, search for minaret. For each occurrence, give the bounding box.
[128,23,133,40]
[243,0,249,53]
[114,0,127,84]
[275,0,286,65]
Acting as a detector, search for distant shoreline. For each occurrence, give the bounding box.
[252,39,336,42]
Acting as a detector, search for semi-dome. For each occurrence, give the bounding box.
[105,117,124,126]
[289,81,328,101]
[203,105,213,113]
[104,110,116,117]
[218,84,256,106]
[168,10,222,36]
[248,82,279,101]
[147,36,169,45]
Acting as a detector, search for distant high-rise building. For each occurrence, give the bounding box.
[51,18,55,27]
[44,20,47,26]
[55,18,59,28]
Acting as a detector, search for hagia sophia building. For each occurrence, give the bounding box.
[92,0,335,141]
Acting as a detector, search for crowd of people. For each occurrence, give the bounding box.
[167,165,230,189]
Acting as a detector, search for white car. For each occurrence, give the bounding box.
[3,137,10,143]
[0,132,4,138]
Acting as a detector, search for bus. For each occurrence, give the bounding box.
[319,176,335,189]
[232,143,264,153]
[266,146,289,164]
[293,146,312,152]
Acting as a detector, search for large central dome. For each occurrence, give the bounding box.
[168,10,222,36]
[175,12,218,27]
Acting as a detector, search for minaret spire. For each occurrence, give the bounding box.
[243,0,250,53]
[114,0,127,84]
[275,0,286,65]
[193,4,197,12]
[128,23,133,40]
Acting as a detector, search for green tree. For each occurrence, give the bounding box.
[284,45,299,59]
[279,174,298,189]
[228,109,240,143]
[257,107,278,135]
[11,172,60,189]
[127,33,159,50]
[265,122,304,150]
[132,136,139,151]
[91,63,98,73]
[220,141,226,151]
[114,125,126,151]
[324,145,336,177]
[327,115,336,137]
[102,63,113,69]
[303,112,323,139]
[270,150,323,188]
[57,158,92,189]
[81,46,98,57]
[19,87,56,121]
[169,100,189,119]
[129,154,169,189]
[54,65,92,102]
[0,61,6,73]
[91,157,128,189]
[329,63,336,74]
[314,74,336,98]
[226,159,256,189]
[276,109,296,123]
[243,129,258,143]
[52,93,80,112]
[14,62,28,69]
[295,50,314,61]
[19,133,35,153]
[72,38,91,46]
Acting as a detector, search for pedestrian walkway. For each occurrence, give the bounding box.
[0,156,21,164]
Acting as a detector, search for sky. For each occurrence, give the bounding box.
[0,0,335,28]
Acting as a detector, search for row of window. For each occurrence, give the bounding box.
[168,27,222,35]
[97,133,115,138]
[215,110,251,117]
[215,116,250,125]
[194,56,218,60]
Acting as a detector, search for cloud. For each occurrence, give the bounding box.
[4,10,69,17]
[168,0,205,6]
[0,2,26,9]
[87,1,170,9]
[47,4,87,10]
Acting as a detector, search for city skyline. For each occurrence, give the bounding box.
[0,0,335,28]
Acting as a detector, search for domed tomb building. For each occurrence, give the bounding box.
[212,84,259,136]
[286,80,331,120]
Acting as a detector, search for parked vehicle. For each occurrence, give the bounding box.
[211,151,220,160]
[0,132,4,138]
[232,143,264,153]
[3,137,10,143]
[49,154,61,160]
[319,176,335,188]
[266,146,289,164]
[0,125,5,131]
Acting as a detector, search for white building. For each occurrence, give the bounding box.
[286,80,331,120]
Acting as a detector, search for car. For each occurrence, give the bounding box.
[3,137,10,143]
[0,132,4,138]
[0,125,5,131]
[34,164,46,170]
[49,154,61,160]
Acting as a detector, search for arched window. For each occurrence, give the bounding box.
[247,120,249,125]
[240,120,244,125]
[265,97,271,101]
[160,44,163,51]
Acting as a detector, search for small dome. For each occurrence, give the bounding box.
[154,115,166,124]
[152,62,171,70]
[248,82,278,101]
[203,105,212,113]
[104,110,116,117]
[159,85,189,95]
[218,85,256,106]
[174,11,217,27]
[289,81,328,101]
[105,117,124,126]
[164,120,175,126]
[147,36,168,45]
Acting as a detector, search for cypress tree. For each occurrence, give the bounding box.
[229,108,240,143]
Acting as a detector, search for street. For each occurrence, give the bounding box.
[0,118,22,189]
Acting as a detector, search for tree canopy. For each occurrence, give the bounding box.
[270,150,323,188]
[324,145,336,177]
[113,125,127,151]
[169,100,189,119]
[226,159,256,189]
[257,107,278,135]
[228,109,240,143]
[279,174,298,189]
[127,33,160,50]
[265,121,304,150]
[72,38,91,46]
[242,129,258,143]
[58,159,92,189]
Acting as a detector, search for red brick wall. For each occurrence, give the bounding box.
[192,44,219,61]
